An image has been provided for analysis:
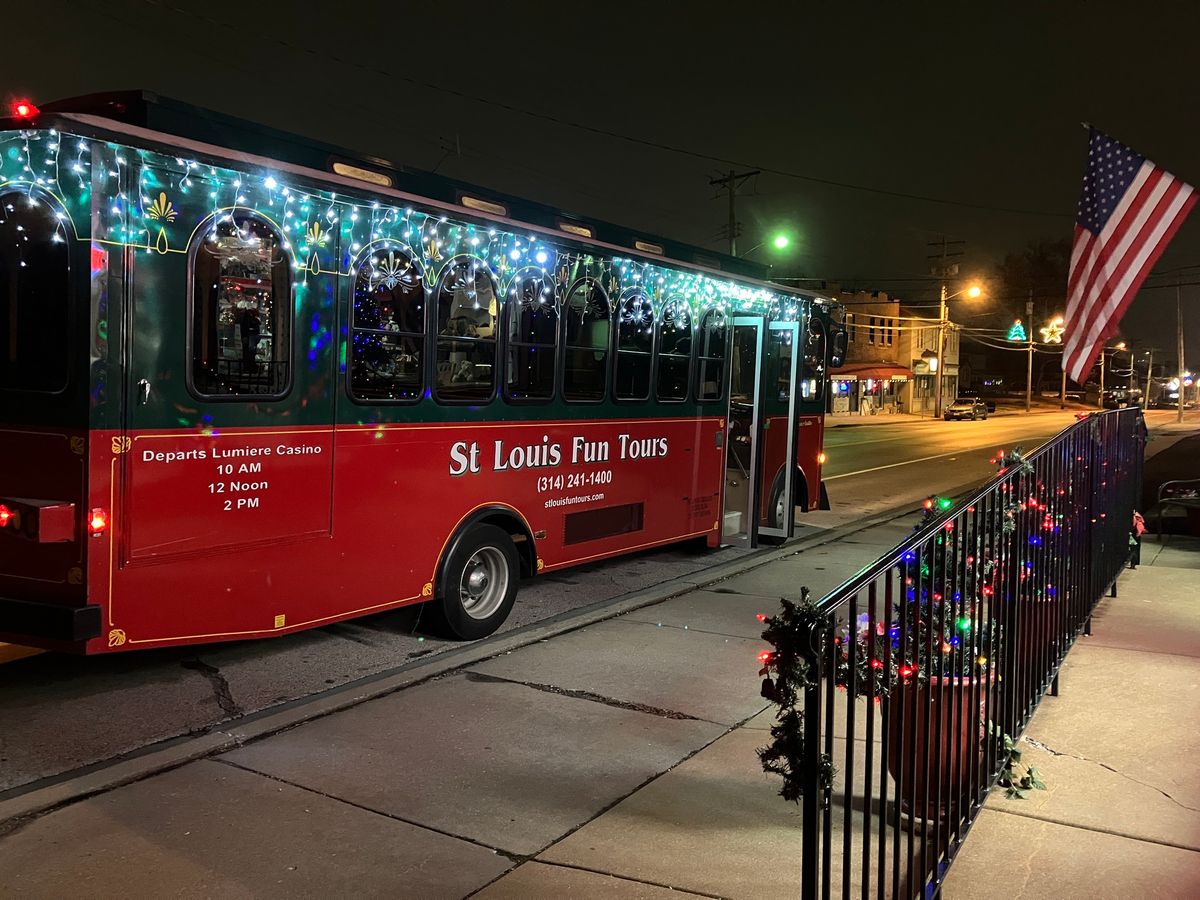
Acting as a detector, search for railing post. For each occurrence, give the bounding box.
[799,617,826,900]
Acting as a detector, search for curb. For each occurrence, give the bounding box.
[0,490,971,832]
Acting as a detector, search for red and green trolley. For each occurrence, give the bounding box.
[0,92,844,654]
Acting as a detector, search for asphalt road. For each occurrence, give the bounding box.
[0,408,1188,794]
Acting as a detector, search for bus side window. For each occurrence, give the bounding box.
[562,280,610,402]
[350,245,425,402]
[434,258,498,403]
[190,213,292,398]
[655,300,691,402]
[802,315,826,400]
[614,290,653,401]
[505,273,556,401]
[697,308,728,401]
[0,191,70,392]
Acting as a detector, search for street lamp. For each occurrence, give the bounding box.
[741,232,792,258]
[933,281,984,418]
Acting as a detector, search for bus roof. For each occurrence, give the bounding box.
[32,90,774,283]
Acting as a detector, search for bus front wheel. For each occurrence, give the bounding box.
[433,523,519,640]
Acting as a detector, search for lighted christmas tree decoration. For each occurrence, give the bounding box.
[1007,319,1027,341]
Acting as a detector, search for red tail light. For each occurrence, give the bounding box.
[11,100,39,119]
[88,508,109,536]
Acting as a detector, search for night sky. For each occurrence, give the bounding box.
[8,1,1200,362]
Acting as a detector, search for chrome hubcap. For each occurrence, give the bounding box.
[776,492,787,528]
[459,546,508,620]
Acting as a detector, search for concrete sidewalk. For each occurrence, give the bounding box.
[0,514,911,897]
[3,516,1199,897]
[942,537,1200,899]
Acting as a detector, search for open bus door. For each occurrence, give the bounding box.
[723,317,765,546]
[757,319,800,542]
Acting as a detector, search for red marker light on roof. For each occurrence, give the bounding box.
[12,100,39,119]
[0,504,14,527]
[88,508,109,536]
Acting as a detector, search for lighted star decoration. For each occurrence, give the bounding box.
[1040,318,1065,344]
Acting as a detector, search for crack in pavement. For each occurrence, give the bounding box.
[472,860,729,900]
[464,671,707,721]
[1023,737,1200,812]
[181,659,244,719]
[215,759,525,864]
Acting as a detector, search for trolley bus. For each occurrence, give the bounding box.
[0,92,844,654]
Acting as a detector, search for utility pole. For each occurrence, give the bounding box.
[1026,334,1034,413]
[1026,289,1034,414]
[1060,365,1067,409]
[709,169,760,256]
[1178,281,1186,424]
[934,284,947,418]
[927,236,965,418]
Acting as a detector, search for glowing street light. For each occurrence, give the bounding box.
[932,281,985,417]
[742,232,793,259]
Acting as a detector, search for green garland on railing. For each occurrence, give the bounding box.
[757,587,835,802]
[758,448,1039,804]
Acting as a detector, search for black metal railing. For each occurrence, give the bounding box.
[789,408,1145,899]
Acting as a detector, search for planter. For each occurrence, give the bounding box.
[886,675,991,821]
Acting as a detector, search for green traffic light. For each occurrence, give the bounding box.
[772,234,790,250]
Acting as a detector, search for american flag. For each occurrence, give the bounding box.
[1064,129,1196,384]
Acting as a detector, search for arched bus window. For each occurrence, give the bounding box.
[697,308,728,401]
[190,213,291,398]
[505,273,556,401]
[435,258,498,403]
[350,245,425,401]
[562,279,610,402]
[0,192,70,392]
[802,314,826,400]
[655,300,692,402]
[614,290,653,401]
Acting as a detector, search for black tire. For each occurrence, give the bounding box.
[430,523,519,640]
[768,474,789,529]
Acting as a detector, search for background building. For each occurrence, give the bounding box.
[830,292,911,416]
[898,306,960,415]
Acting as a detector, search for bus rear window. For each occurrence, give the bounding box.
[191,214,291,398]
[0,193,70,393]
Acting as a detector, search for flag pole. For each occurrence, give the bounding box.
[1178,280,1186,424]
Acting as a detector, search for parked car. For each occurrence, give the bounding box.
[1102,388,1143,409]
[956,388,996,413]
[944,397,989,421]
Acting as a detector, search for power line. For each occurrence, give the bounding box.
[132,0,1070,219]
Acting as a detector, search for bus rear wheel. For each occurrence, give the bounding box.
[433,523,519,640]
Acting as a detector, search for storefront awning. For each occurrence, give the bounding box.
[830,364,913,382]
